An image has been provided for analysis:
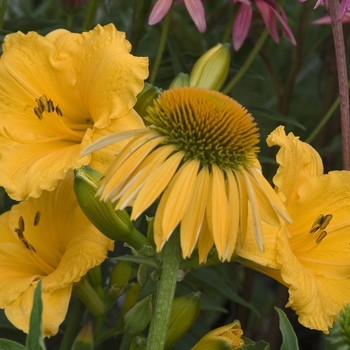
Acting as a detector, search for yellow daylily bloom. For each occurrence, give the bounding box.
[0,172,113,336]
[0,23,148,200]
[235,126,350,333]
[83,87,291,263]
[191,320,244,350]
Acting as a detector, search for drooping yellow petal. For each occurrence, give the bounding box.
[130,151,185,220]
[267,126,323,205]
[180,166,209,258]
[116,145,177,209]
[5,283,72,337]
[234,170,248,245]
[154,159,200,250]
[197,215,214,264]
[206,165,229,260]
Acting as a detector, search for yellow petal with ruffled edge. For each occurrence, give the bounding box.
[0,24,148,200]
[267,126,323,205]
[0,172,113,336]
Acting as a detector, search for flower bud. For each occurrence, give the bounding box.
[164,292,201,349]
[191,320,244,350]
[87,265,104,300]
[134,83,162,118]
[74,166,149,249]
[71,321,93,350]
[189,43,230,91]
[169,72,190,88]
[108,261,133,298]
[124,295,153,336]
[121,283,142,319]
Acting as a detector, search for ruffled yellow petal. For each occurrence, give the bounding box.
[267,126,323,205]
[206,165,229,260]
[154,160,200,250]
[5,283,72,337]
[130,151,185,220]
[180,166,209,258]
[45,24,149,128]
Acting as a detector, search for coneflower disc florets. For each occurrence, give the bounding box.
[145,88,259,170]
[88,87,292,262]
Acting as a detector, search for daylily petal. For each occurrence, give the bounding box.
[5,283,72,337]
[266,126,323,205]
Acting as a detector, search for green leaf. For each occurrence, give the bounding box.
[0,339,26,350]
[242,337,270,349]
[275,307,299,350]
[26,280,46,350]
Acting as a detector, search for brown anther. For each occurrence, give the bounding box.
[55,106,63,116]
[18,216,25,232]
[316,230,327,244]
[34,107,43,120]
[34,211,41,226]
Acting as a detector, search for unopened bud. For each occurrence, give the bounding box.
[108,261,133,298]
[74,166,149,250]
[169,72,189,88]
[189,43,230,91]
[134,83,162,118]
[124,295,153,336]
[191,320,244,350]
[129,336,147,350]
[165,292,201,349]
[71,321,93,350]
[121,283,142,319]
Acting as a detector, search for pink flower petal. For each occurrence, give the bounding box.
[232,2,252,51]
[339,0,350,20]
[149,0,173,25]
[255,0,279,43]
[184,0,207,32]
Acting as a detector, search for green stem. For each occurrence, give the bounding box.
[82,0,101,31]
[0,0,7,30]
[305,82,350,145]
[59,299,86,350]
[329,0,350,170]
[149,9,172,85]
[146,231,181,350]
[221,8,236,44]
[222,29,269,94]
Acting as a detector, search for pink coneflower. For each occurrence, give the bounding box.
[299,0,350,23]
[231,0,296,51]
[149,0,206,33]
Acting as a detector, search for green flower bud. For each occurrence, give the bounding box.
[74,166,150,250]
[191,320,244,350]
[121,283,142,319]
[124,295,153,336]
[134,83,162,118]
[169,72,189,88]
[164,292,201,349]
[108,261,133,298]
[87,265,104,300]
[189,43,230,91]
[71,321,93,350]
[129,336,147,350]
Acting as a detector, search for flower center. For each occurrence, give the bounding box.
[291,213,332,254]
[145,87,260,170]
[15,216,36,252]
[34,94,63,119]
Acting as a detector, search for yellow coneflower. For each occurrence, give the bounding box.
[83,87,291,262]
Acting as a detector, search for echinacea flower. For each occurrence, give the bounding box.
[0,24,148,201]
[299,0,350,21]
[234,126,350,332]
[83,87,291,263]
[149,0,207,33]
[0,172,113,336]
[232,0,296,51]
[191,320,244,350]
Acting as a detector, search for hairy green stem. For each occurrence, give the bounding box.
[329,0,350,170]
[146,231,181,350]
[222,29,269,94]
[149,9,172,85]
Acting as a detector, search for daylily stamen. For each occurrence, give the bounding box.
[34,211,41,226]
[309,213,333,234]
[315,230,327,244]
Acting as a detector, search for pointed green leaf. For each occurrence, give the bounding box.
[275,307,299,350]
[0,339,26,350]
[26,280,46,350]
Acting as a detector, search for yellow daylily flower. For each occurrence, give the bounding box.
[0,172,113,336]
[191,320,244,350]
[0,23,148,200]
[83,87,291,263]
[235,125,350,333]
